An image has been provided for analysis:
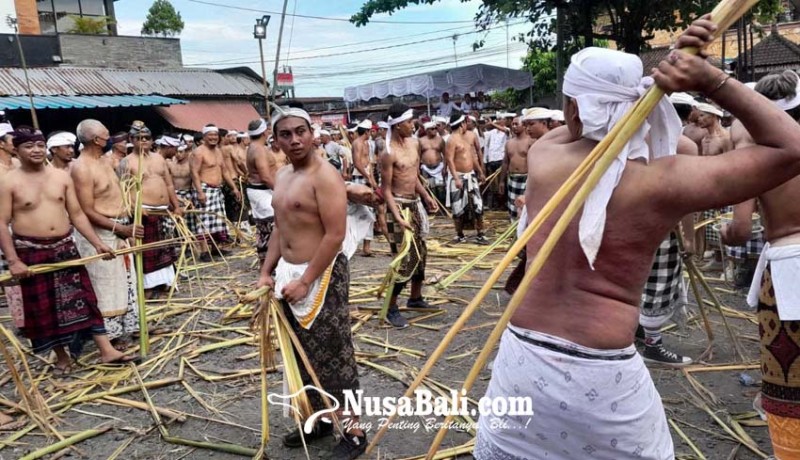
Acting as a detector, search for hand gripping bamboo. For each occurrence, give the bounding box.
[366,0,759,455]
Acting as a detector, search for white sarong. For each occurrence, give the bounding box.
[246,185,274,219]
[747,242,800,320]
[446,171,482,217]
[344,203,376,259]
[421,163,445,187]
[274,257,336,329]
[475,325,673,460]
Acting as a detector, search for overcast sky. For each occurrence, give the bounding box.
[115,0,532,97]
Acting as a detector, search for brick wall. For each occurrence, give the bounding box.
[14,0,40,35]
[58,34,183,69]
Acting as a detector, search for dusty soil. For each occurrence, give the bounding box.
[0,211,773,459]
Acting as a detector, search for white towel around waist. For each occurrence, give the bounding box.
[246,186,274,219]
[747,242,800,320]
[274,256,336,329]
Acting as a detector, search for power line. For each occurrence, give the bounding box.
[186,0,478,24]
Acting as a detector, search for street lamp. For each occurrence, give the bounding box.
[253,15,271,118]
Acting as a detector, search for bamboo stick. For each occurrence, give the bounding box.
[20,425,111,460]
[421,3,759,456]
[133,150,148,356]
[668,418,706,460]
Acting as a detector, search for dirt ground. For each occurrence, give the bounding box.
[0,211,775,459]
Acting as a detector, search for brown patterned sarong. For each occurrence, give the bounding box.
[141,214,177,274]
[280,254,359,411]
[386,196,427,283]
[758,264,800,419]
[254,217,274,261]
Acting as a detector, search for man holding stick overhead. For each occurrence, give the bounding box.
[72,119,141,348]
[256,103,365,459]
[0,126,137,373]
[475,17,800,460]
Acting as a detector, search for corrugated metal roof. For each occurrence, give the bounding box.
[0,95,187,110]
[0,67,264,97]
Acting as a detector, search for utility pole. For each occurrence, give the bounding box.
[8,17,38,130]
[452,34,459,67]
[271,0,290,103]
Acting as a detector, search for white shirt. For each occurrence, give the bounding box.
[460,101,472,113]
[473,128,485,150]
[483,129,507,163]
[324,141,347,170]
[438,101,458,118]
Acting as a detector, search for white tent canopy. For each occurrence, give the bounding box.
[343,64,533,103]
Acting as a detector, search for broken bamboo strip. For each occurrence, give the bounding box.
[20,425,111,460]
[101,396,186,422]
[668,418,706,460]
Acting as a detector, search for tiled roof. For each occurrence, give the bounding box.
[737,31,800,68]
[639,47,722,76]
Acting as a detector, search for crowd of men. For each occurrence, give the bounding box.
[2,15,800,459]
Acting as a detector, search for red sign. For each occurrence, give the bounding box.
[276,72,294,87]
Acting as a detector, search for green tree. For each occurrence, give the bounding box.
[352,0,783,55]
[68,15,114,35]
[141,0,185,38]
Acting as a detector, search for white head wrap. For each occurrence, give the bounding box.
[696,102,723,118]
[228,130,238,136]
[162,135,180,147]
[183,134,194,142]
[449,114,466,127]
[550,110,565,122]
[202,125,219,135]
[269,103,312,131]
[125,142,133,149]
[319,129,331,137]
[521,107,552,121]
[563,47,682,267]
[155,137,165,146]
[496,112,516,118]
[178,145,188,152]
[669,92,697,107]
[313,130,321,139]
[248,118,268,137]
[237,132,246,138]
[357,119,373,130]
[46,132,76,150]
[0,123,14,137]
[377,121,389,130]
[385,108,414,153]
[423,121,437,130]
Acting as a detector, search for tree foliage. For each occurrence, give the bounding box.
[68,15,114,35]
[141,0,185,38]
[351,0,784,55]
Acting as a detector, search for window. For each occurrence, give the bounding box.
[37,0,56,34]
[37,0,110,34]
[79,0,106,16]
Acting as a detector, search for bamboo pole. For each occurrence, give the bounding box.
[19,425,111,460]
[133,148,149,357]
[422,3,759,457]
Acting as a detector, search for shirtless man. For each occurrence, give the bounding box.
[191,124,240,257]
[500,116,535,220]
[106,132,129,172]
[523,107,551,141]
[245,118,277,262]
[0,123,16,176]
[269,136,289,168]
[419,121,446,209]
[119,122,181,297]
[219,130,245,226]
[683,107,708,153]
[0,126,136,373]
[381,103,438,329]
[234,133,250,175]
[474,20,800,459]
[351,120,378,256]
[255,104,365,459]
[46,132,76,171]
[446,111,488,244]
[697,102,733,156]
[464,115,484,176]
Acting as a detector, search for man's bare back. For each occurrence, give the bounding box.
[247,141,277,186]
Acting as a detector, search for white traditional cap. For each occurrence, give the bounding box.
[155,137,166,146]
[248,119,268,137]
[550,110,565,122]
[423,121,437,130]
[162,135,181,147]
[696,102,723,118]
[497,111,516,118]
[237,132,246,138]
[202,125,219,134]
[377,121,389,130]
[521,107,552,121]
[669,92,697,107]
[0,123,13,137]
[357,119,373,130]
[347,125,358,133]
[319,129,331,136]
[269,103,312,131]
[313,129,321,139]
[125,142,133,149]
[228,130,238,136]
[46,132,76,150]
[178,145,188,152]
[183,134,194,142]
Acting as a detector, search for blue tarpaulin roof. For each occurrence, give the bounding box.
[0,95,187,110]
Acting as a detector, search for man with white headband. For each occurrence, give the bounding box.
[256,102,365,459]
[500,114,535,220]
[381,103,439,329]
[696,102,732,157]
[549,109,565,128]
[446,110,488,244]
[71,119,142,348]
[245,118,277,262]
[182,133,195,151]
[219,129,246,231]
[350,119,378,257]
[168,139,193,234]
[46,131,77,171]
[118,121,182,299]
[521,107,551,140]
[475,17,800,460]
[419,120,446,209]
[191,124,240,259]
[718,70,800,458]
[156,134,180,161]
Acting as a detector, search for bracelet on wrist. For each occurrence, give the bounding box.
[707,74,731,96]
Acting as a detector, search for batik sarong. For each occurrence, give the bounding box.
[640,232,686,329]
[14,232,106,355]
[386,196,428,289]
[447,171,482,218]
[506,173,527,220]
[74,224,139,340]
[246,183,274,260]
[475,325,674,460]
[279,254,359,411]
[141,212,176,289]
[194,183,229,243]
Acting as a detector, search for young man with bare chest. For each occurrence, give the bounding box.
[381,104,439,328]
[0,126,137,374]
[446,111,488,244]
[119,122,182,297]
[256,104,365,459]
[697,102,733,156]
[191,125,240,258]
[419,121,447,208]
[500,116,536,220]
[245,118,277,262]
[71,119,142,346]
[350,120,378,256]
[47,132,75,171]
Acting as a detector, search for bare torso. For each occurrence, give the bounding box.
[247,142,277,186]
[683,123,707,153]
[4,167,73,237]
[169,158,192,192]
[701,127,733,156]
[194,146,224,186]
[352,137,372,178]
[506,136,533,174]
[419,135,444,168]
[121,153,171,207]
[448,132,476,174]
[72,154,128,219]
[386,137,421,197]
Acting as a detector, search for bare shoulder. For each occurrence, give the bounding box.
[677,135,699,156]
[314,158,346,189]
[730,119,755,148]
[49,167,73,186]
[528,126,571,156]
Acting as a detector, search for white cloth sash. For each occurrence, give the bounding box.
[274,256,336,329]
[747,242,800,320]
[246,186,274,219]
[420,163,445,184]
[344,204,376,259]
